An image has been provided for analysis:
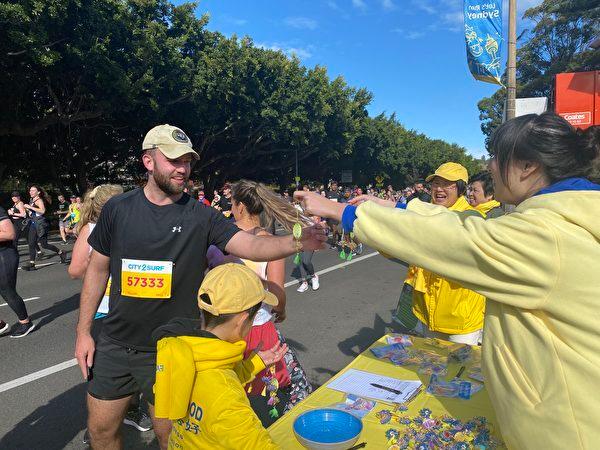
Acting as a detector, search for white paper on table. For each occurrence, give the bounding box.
[327,368,422,403]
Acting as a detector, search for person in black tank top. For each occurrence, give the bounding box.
[21,185,66,271]
[7,192,28,241]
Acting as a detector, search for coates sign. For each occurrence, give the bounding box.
[560,112,592,126]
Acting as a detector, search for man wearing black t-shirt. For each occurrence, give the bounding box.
[75,124,326,449]
[325,181,340,202]
[55,194,69,244]
[407,180,432,203]
[217,183,233,217]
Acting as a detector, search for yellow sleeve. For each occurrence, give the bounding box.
[210,392,281,450]
[353,200,559,308]
[154,337,196,420]
[234,352,266,386]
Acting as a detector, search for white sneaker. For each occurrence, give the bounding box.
[311,275,320,291]
[297,281,309,293]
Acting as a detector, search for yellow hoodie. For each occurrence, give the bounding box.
[352,192,600,449]
[155,335,281,450]
[409,196,487,334]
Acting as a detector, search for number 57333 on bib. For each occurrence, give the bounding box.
[121,258,173,299]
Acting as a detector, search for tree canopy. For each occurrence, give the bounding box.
[1,0,480,194]
[478,0,600,146]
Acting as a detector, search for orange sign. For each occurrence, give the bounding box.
[559,111,592,126]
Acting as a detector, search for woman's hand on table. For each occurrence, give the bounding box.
[294,191,346,221]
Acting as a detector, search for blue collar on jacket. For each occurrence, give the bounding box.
[534,177,600,196]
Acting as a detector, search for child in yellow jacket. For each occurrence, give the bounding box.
[153,263,288,449]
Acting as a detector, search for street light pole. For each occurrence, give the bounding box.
[295,148,299,188]
[506,0,517,120]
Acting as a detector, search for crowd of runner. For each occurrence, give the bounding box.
[1,113,598,449]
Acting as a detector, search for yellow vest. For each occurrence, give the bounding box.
[409,196,486,334]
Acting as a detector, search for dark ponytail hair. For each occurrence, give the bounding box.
[29,185,52,205]
[489,112,600,184]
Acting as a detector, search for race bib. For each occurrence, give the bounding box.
[121,259,173,299]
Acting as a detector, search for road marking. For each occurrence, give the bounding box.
[0,296,40,307]
[283,251,378,288]
[0,251,380,393]
[0,359,78,394]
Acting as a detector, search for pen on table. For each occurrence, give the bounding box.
[347,442,366,450]
[403,385,423,404]
[370,383,402,395]
[455,366,466,379]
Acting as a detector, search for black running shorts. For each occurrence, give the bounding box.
[87,336,157,404]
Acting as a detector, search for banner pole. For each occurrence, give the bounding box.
[506,0,517,120]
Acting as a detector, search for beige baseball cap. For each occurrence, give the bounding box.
[142,124,199,160]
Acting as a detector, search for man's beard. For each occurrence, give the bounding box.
[153,169,187,196]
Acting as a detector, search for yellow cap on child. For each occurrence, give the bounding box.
[198,263,278,316]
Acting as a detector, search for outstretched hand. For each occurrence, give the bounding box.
[294,191,346,221]
[257,341,289,366]
[348,195,396,208]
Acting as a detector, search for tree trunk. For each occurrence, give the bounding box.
[74,155,89,195]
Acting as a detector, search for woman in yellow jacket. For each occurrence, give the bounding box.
[407,162,486,345]
[295,113,600,449]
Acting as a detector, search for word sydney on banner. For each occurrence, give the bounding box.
[464,0,503,85]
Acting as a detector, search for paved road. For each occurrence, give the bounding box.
[0,238,407,449]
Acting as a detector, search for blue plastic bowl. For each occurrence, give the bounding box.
[293,408,363,450]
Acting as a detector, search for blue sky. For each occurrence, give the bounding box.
[184,0,541,157]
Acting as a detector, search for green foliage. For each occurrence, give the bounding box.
[353,114,482,186]
[477,0,600,144]
[0,0,478,193]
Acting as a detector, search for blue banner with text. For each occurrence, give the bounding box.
[464,0,503,85]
